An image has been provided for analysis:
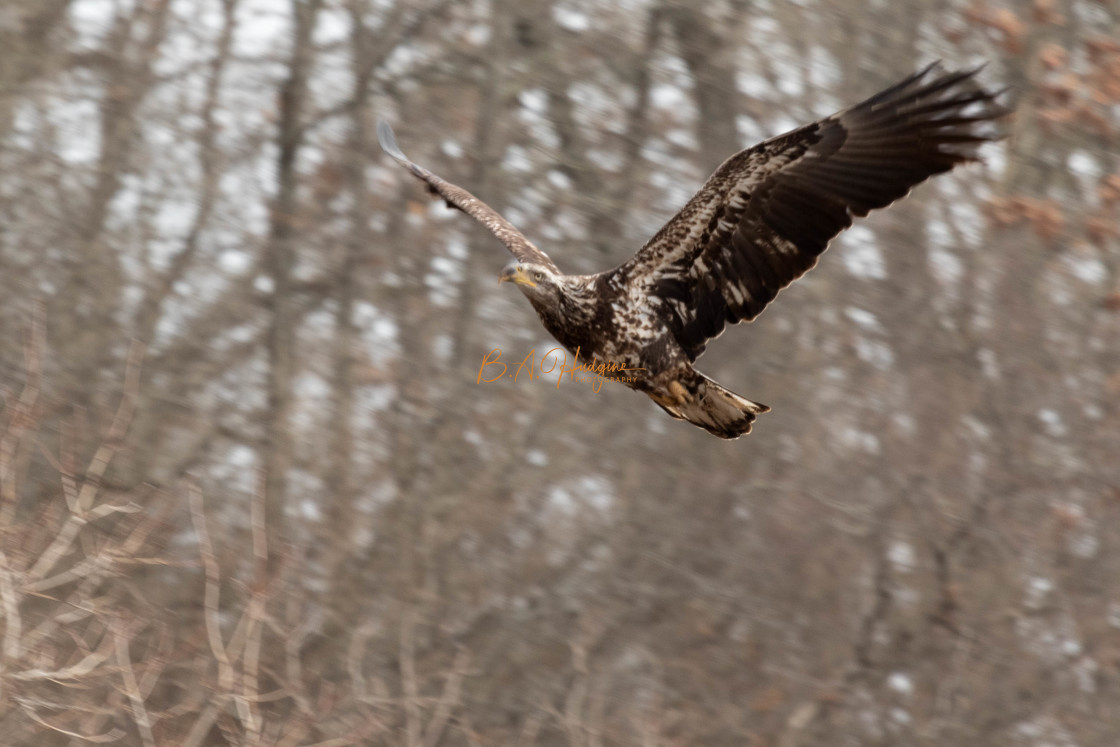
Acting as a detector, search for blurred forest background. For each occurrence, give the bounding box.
[1,0,1119,744]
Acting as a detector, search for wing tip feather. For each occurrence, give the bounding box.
[377,119,413,166]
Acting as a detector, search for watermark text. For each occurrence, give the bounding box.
[477,347,643,392]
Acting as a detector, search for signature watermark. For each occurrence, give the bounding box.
[477,347,644,392]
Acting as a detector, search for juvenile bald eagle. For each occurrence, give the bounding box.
[379,63,1006,439]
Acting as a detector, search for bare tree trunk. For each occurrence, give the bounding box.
[121,0,240,490]
[54,0,171,411]
[263,0,322,576]
[131,0,239,346]
[526,0,658,260]
[664,4,741,167]
[0,0,72,139]
[320,0,376,604]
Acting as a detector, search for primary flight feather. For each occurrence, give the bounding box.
[379,62,1007,439]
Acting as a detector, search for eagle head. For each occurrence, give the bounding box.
[499,261,561,303]
[499,261,593,340]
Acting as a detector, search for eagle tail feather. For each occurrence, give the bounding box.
[657,375,769,440]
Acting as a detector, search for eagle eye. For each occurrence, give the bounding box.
[533,271,544,282]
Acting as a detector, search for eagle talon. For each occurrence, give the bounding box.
[668,380,692,405]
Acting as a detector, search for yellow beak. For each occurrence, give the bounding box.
[498,265,537,287]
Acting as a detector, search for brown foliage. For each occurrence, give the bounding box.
[1031,0,1066,25]
[1038,42,1067,71]
[1100,175,1120,207]
[963,4,1026,53]
[984,196,1065,241]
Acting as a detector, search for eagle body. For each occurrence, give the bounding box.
[502,260,770,438]
[379,63,1007,439]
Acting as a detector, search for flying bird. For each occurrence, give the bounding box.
[379,63,1006,439]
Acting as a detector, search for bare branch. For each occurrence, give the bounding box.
[0,300,45,525]
[347,621,378,703]
[400,608,422,747]
[114,624,157,747]
[76,339,144,514]
[9,629,115,681]
[26,342,144,581]
[188,480,234,691]
[422,647,472,747]
[0,552,22,660]
[15,699,126,743]
[516,713,545,747]
[238,591,266,744]
[181,701,223,747]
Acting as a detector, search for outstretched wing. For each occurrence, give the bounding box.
[608,63,1008,360]
[377,121,559,272]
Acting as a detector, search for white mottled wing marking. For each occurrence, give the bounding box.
[604,63,1007,361]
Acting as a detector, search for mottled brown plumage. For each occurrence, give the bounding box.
[379,63,1008,439]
